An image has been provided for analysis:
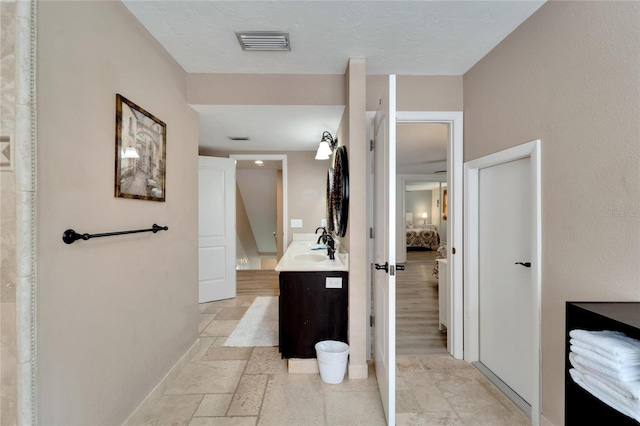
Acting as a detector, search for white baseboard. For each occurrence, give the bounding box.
[122,339,201,426]
[348,363,369,379]
[541,414,555,426]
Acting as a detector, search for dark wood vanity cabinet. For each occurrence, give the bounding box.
[279,271,348,359]
[565,302,640,425]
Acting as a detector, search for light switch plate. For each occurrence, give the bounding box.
[321,219,327,228]
[291,219,303,228]
[326,277,342,289]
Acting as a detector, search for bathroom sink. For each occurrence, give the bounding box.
[294,253,327,262]
[275,238,348,272]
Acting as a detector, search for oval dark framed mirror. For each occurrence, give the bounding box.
[332,146,349,237]
[326,168,335,233]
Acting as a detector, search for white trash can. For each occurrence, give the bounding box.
[315,340,350,384]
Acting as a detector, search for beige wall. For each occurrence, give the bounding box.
[201,150,328,246]
[0,1,17,424]
[406,190,433,225]
[367,75,463,111]
[37,2,199,424]
[235,184,259,265]
[188,73,345,106]
[342,59,368,378]
[463,2,640,424]
[287,152,332,240]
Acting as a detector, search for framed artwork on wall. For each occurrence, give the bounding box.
[114,94,166,202]
[442,188,448,220]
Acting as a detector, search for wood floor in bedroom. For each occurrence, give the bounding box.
[396,249,447,356]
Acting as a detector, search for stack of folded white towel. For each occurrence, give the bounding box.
[569,329,640,422]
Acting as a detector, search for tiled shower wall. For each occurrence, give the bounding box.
[1,1,18,424]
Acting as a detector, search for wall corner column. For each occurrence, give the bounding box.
[14,0,37,423]
[345,58,368,379]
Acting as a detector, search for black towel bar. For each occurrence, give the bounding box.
[62,224,168,244]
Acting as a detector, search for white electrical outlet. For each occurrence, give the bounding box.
[291,219,303,228]
[321,219,327,228]
[326,277,342,289]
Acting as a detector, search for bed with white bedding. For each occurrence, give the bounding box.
[405,213,439,250]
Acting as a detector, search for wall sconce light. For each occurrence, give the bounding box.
[122,145,140,159]
[315,131,337,160]
[421,212,428,225]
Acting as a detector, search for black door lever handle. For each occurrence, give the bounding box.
[375,262,389,273]
[375,263,406,273]
[515,262,531,267]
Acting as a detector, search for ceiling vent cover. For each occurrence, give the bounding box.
[236,31,291,51]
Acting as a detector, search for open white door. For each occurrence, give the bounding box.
[373,74,397,425]
[198,156,236,303]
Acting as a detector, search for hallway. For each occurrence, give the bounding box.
[141,271,530,425]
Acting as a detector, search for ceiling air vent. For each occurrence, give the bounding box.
[236,31,291,51]
[228,136,250,141]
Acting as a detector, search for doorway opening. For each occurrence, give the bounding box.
[395,121,450,357]
[230,154,287,271]
[365,110,464,362]
[397,177,448,356]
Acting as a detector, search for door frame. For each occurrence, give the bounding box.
[365,111,464,361]
[464,140,542,425]
[395,111,464,359]
[229,154,288,253]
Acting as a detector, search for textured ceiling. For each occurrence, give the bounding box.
[123,0,545,75]
[123,1,545,156]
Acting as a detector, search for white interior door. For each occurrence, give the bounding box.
[478,157,533,404]
[198,156,236,303]
[373,74,396,425]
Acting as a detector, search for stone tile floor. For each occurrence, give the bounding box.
[142,296,530,425]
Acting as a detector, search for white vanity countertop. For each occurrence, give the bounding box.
[275,234,349,272]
